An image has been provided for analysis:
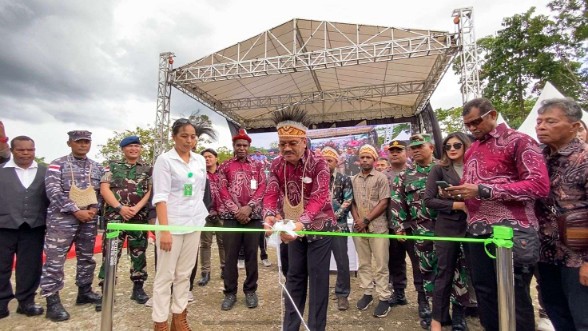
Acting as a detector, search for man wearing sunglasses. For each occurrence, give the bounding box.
[446,98,549,331]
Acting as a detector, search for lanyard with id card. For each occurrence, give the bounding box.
[184,172,194,197]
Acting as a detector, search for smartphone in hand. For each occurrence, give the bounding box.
[436,181,450,189]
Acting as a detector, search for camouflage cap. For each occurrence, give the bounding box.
[387,140,407,150]
[408,133,432,147]
[67,130,92,141]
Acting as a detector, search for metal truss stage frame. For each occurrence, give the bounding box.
[155,8,481,153]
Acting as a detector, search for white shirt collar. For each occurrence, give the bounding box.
[168,147,198,163]
[4,159,38,170]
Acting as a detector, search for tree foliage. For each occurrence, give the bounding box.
[454,3,587,128]
[98,113,231,165]
[434,106,464,134]
[98,126,161,164]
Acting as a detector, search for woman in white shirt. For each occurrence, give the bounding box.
[152,118,215,331]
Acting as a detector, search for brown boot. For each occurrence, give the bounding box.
[153,321,169,331]
[170,309,191,331]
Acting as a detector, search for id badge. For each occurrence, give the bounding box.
[183,183,193,197]
[251,179,257,190]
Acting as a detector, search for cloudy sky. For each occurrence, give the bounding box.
[1,0,551,162]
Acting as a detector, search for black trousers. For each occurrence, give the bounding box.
[330,236,351,298]
[538,262,588,331]
[432,240,462,323]
[464,235,535,331]
[223,219,260,295]
[238,232,268,260]
[280,242,289,277]
[0,225,45,307]
[388,229,424,294]
[284,237,331,331]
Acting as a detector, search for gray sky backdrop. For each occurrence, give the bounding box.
[0,0,550,161]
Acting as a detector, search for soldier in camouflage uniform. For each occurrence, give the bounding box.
[390,134,470,329]
[389,134,438,328]
[40,130,104,322]
[95,136,152,312]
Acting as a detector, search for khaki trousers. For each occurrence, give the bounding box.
[152,231,200,322]
[353,236,391,301]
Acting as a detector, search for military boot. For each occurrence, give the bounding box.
[131,282,150,304]
[76,285,102,305]
[197,272,210,286]
[452,304,468,331]
[45,293,70,322]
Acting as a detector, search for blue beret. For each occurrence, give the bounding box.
[119,135,141,148]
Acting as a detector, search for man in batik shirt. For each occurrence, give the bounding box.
[535,98,588,330]
[263,107,336,331]
[321,146,353,311]
[218,129,266,311]
[447,98,549,331]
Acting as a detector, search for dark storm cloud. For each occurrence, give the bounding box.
[0,0,213,127]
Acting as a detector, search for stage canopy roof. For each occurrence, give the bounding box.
[171,18,458,131]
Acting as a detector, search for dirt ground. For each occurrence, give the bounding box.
[3,237,542,331]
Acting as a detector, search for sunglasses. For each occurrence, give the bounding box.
[444,142,463,151]
[464,110,492,127]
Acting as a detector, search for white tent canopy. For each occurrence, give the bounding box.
[517,82,586,141]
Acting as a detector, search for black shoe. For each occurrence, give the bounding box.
[131,282,149,304]
[373,300,391,318]
[76,285,102,305]
[0,306,8,319]
[245,292,258,308]
[46,293,70,322]
[418,300,432,329]
[198,272,210,286]
[464,305,478,318]
[451,304,468,331]
[356,294,373,311]
[221,294,237,311]
[17,302,44,316]
[418,300,431,319]
[389,289,408,306]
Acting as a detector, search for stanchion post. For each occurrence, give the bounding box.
[492,226,515,331]
[100,230,119,331]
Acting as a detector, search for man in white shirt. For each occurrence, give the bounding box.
[0,136,49,318]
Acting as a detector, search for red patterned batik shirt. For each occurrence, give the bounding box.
[262,149,336,241]
[217,156,266,220]
[462,124,550,236]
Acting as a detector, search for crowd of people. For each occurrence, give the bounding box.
[0,96,587,331]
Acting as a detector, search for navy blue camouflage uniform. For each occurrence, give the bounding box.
[39,154,104,296]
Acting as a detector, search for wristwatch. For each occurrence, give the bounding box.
[0,137,8,144]
[362,217,370,226]
[114,204,123,212]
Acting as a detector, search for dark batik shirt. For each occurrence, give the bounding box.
[537,138,588,267]
[207,168,220,216]
[462,124,550,236]
[330,171,353,232]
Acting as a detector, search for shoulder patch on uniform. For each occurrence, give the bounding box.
[48,164,61,171]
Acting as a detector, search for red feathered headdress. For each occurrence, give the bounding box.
[232,128,251,143]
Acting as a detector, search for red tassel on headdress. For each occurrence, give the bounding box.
[232,128,252,143]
